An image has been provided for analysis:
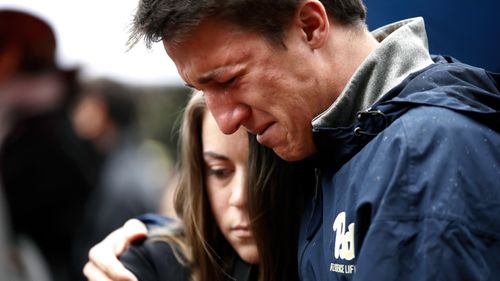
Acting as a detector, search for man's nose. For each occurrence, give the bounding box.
[204,92,250,135]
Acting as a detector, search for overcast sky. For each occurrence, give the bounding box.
[0,0,183,86]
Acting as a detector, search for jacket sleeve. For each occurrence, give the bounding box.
[119,238,157,281]
[352,107,500,280]
[120,238,190,281]
[119,214,189,281]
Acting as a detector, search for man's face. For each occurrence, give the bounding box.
[165,18,325,161]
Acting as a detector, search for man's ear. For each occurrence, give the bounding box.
[297,0,329,49]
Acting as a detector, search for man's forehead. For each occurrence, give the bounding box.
[166,38,251,88]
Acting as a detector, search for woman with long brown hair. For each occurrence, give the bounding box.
[84,91,313,281]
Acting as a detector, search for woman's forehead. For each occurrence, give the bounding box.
[202,112,248,159]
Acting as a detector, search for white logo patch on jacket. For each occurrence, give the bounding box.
[330,212,356,274]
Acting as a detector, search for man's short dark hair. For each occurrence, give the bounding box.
[128,0,366,49]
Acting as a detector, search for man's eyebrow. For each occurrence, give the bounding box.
[185,64,241,88]
[198,71,217,85]
[183,71,217,89]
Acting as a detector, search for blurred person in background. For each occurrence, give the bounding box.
[71,78,170,281]
[0,9,99,281]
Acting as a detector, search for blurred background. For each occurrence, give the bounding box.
[365,0,500,72]
[0,0,183,85]
[0,0,192,165]
[0,1,498,281]
[0,2,189,281]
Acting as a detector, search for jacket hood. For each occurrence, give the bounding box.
[378,56,500,127]
[312,56,500,170]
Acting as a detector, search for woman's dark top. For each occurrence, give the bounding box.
[119,214,258,281]
[120,237,190,281]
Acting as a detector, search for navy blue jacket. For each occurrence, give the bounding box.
[298,56,500,280]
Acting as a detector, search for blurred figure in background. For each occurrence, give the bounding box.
[71,78,170,281]
[0,9,99,281]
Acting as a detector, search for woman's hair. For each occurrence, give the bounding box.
[149,220,192,268]
[247,135,314,281]
[172,90,314,281]
[173,91,229,281]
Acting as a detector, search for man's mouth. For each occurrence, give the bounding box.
[254,122,275,137]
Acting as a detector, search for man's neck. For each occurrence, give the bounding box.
[322,22,379,109]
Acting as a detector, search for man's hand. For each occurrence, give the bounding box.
[83,219,148,281]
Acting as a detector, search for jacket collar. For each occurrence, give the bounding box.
[312,17,433,129]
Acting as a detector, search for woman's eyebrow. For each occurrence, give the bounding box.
[203,151,229,160]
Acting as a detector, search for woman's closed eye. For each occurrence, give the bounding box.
[207,166,234,179]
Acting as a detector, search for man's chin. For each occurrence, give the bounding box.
[256,128,315,161]
[272,142,316,162]
[272,146,301,162]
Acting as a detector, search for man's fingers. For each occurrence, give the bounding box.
[87,245,138,281]
[83,261,111,281]
[115,219,148,253]
[85,219,147,281]
[83,261,130,281]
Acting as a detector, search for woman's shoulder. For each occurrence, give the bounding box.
[120,215,191,281]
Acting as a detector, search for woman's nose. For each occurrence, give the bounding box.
[228,169,247,207]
